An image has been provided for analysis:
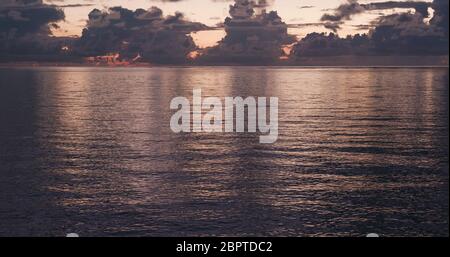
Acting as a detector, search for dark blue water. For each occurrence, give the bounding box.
[0,67,448,236]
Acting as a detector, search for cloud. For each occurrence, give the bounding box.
[74,6,209,63]
[369,11,448,55]
[430,0,449,36]
[199,0,295,63]
[292,0,449,58]
[321,0,433,32]
[0,0,67,59]
[1,0,448,63]
[0,0,65,37]
[291,33,371,57]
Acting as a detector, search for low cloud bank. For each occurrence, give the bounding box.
[0,0,66,58]
[0,0,448,64]
[74,6,208,63]
[293,0,449,57]
[198,0,296,63]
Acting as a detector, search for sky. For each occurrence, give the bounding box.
[1,0,447,63]
[45,0,434,48]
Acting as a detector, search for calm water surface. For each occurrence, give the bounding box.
[0,67,448,236]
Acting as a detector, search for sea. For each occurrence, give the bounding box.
[0,67,448,236]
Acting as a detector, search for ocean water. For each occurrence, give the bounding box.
[0,67,448,237]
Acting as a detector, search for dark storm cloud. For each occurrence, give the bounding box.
[0,2,65,37]
[367,0,449,54]
[74,6,209,63]
[321,0,433,31]
[292,32,371,57]
[369,11,448,55]
[199,0,295,63]
[430,0,449,35]
[0,0,68,60]
[292,0,449,58]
